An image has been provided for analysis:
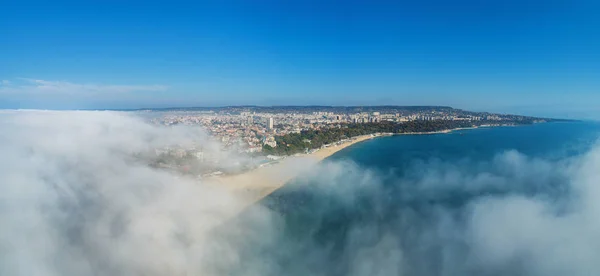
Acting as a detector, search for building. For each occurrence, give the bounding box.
[267,117,274,130]
[263,136,277,148]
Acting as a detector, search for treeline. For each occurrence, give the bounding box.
[263,119,538,156]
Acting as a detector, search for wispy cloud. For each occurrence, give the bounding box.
[0,78,168,95]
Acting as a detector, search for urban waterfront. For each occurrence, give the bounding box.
[139,106,559,178]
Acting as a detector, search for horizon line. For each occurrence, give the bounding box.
[0,105,457,111]
[0,106,587,121]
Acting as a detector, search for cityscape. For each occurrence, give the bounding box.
[148,106,550,153]
[142,106,557,178]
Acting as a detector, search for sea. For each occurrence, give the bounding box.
[217,121,600,276]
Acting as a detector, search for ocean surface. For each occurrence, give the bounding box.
[219,122,600,276]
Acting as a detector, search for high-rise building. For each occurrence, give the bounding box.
[268,117,274,130]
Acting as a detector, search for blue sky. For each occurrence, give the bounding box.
[1,0,599,118]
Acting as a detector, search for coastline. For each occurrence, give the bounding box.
[204,123,529,225]
[199,134,378,230]
[212,134,377,204]
[211,125,484,211]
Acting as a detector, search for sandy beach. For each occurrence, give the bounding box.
[200,127,492,229]
[210,134,377,208]
[208,127,480,216]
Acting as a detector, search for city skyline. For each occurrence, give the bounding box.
[2,1,599,119]
[145,105,559,157]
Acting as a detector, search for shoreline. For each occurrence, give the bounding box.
[205,134,379,222]
[204,123,535,226]
[211,125,488,212]
[212,133,377,199]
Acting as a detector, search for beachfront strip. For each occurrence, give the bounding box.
[206,134,378,219]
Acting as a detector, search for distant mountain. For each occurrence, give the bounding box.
[132,105,456,113]
[101,105,574,122]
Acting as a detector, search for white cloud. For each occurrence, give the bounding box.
[217,139,600,276]
[2,110,600,276]
[0,78,167,96]
[1,80,10,86]
[0,111,280,276]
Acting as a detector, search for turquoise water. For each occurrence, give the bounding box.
[225,122,600,276]
[330,122,599,168]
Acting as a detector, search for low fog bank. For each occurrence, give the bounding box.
[2,111,600,276]
[0,111,274,276]
[220,139,600,276]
